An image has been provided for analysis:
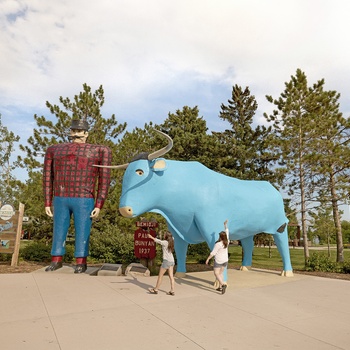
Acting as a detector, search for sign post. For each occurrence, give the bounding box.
[134,220,158,269]
[0,203,25,266]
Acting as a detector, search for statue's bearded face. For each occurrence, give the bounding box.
[70,129,88,143]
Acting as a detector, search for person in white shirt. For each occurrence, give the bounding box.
[147,231,176,296]
[206,220,229,294]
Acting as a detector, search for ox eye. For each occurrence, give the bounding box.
[136,169,144,176]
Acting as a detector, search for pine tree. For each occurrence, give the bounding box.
[215,85,277,182]
[158,106,217,169]
[306,87,350,262]
[19,84,126,171]
[264,69,350,263]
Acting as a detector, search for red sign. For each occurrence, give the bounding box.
[134,227,156,259]
[136,221,158,228]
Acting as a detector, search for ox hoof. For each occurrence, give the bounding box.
[281,270,294,277]
[175,272,186,278]
[239,266,251,272]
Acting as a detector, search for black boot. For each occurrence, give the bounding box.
[74,264,87,274]
[45,261,63,272]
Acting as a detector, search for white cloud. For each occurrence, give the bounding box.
[1,0,350,146]
[0,0,349,107]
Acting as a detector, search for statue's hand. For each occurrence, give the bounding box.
[45,207,53,217]
[90,207,101,218]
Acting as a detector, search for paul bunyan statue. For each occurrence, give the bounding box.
[43,118,111,273]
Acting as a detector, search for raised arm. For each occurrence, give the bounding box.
[224,219,229,240]
[147,233,156,241]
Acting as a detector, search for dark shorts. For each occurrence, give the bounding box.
[214,261,228,268]
[161,260,175,269]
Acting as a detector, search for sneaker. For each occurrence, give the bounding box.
[222,284,227,295]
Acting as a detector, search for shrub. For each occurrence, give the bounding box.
[340,260,350,274]
[20,241,52,262]
[63,244,74,263]
[187,242,210,263]
[0,253,12,262]
[19,241,74,263]
[89,225,137,265]
[306,252,337,272]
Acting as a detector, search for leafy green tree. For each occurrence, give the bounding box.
[0,114,22,206]
[341,220,350,244]
[214,85,278,182]
[264,69,335,262]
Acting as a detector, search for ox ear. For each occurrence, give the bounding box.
[150,158,167,172]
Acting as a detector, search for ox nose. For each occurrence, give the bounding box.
[119,206,133,218]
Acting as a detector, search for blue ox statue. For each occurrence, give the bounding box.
[98,130,293,278]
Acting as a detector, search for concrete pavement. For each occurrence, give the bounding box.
[0,266,349,350]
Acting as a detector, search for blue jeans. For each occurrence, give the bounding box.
[52,197,94,257]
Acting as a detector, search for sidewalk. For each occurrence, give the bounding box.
[0,266,349,350]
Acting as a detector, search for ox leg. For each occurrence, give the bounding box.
[174,238,188,278]
[222,265,228,285]
[273,228,294,277]
[240,236,254,271]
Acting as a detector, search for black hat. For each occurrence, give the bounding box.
[70,119,89,131]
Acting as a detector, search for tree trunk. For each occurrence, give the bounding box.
[329,172,344,262]
[300,164,309,263]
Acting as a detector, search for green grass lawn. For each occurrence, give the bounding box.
[228,245,350,271]
[18,239,349,273]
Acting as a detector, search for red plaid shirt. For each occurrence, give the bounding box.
[43,143,112,208]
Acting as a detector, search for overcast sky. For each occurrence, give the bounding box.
[1,1,350,197]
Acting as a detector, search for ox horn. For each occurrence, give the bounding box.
[93,129,173,169]
[93,163,129,169]
[148,130,173,160]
